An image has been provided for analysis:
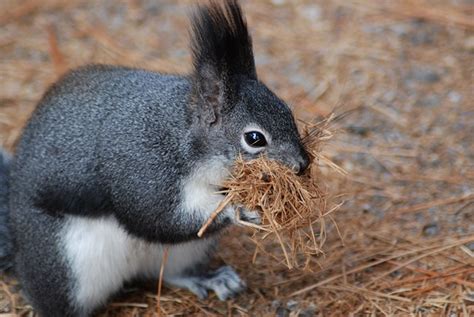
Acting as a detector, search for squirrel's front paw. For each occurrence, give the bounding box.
[235,206,261,225]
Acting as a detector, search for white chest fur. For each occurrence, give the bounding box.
[61,216,214,313]
[181,156,230,216]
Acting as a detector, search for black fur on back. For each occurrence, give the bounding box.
[190,0,257,81]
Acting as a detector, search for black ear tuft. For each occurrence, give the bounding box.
[191,0,257,82]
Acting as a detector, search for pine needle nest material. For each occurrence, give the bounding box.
[198,114,343,269]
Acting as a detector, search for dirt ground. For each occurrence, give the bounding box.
[0,0,473,316]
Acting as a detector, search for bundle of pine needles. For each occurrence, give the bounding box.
[199,114,344,269]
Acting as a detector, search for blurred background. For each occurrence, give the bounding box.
[0,0,473,316]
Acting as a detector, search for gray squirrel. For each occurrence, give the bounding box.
[0,1,309,316]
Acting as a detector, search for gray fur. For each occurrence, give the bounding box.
[2,1,309,316]
[0,149,12,270]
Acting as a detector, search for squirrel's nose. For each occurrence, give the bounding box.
[296,150,310,176]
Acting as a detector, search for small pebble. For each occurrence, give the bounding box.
[271,300,281,310]
[346,125,370,136]
[299,4,322,22]
[464,36,474,52]
[299,303,317,317]
[466,242,474,252]
[382,90,396,103]
[408,67,441,83]
[416,94,441,108]
[408,19,436,45]
[464,292,474,304]
[448,91,462,103]
[286,299,298,310]
[271,0,286,6]
[276,307,289,317]
[390,23,409,37]
[422,223,439,236]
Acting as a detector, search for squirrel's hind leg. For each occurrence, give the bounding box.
[152,238,246,301]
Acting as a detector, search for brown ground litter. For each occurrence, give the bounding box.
[1,0,473,316]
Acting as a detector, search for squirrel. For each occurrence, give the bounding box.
[0,1,310,316]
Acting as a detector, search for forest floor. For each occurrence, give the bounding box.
[0,0,473,316]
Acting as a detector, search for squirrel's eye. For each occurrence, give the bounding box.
[244,131,267,147]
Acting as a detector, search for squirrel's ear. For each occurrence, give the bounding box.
[190,0,257,124]
[191,63,227,125]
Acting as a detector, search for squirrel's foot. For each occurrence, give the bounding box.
[235,206,261,225]
[166,266,246,301]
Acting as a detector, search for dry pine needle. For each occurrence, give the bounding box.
[199,115,342,269]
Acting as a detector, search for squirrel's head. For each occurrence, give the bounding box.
[189,0,309,174]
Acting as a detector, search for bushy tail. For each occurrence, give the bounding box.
[0,149,13,271]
